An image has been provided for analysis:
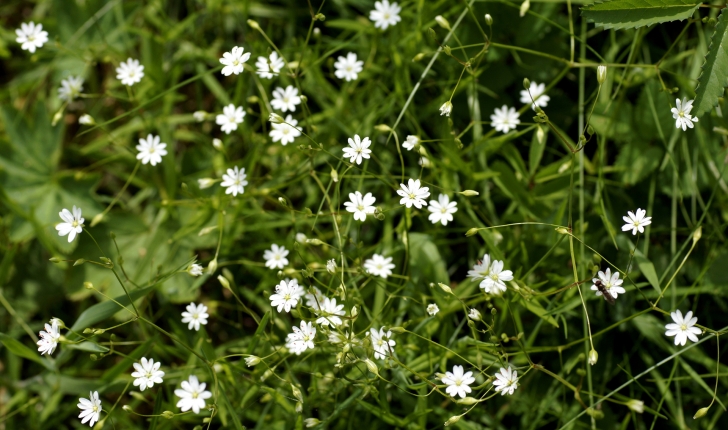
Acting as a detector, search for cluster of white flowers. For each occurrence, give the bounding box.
[467,254,514,295]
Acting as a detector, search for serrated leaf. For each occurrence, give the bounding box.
[693,10,728,116]
[581,0,700,30]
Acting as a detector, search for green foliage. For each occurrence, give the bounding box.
[581,0,701,30]
[693,10,728,117]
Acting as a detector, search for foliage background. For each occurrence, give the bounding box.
[1,0,728,429]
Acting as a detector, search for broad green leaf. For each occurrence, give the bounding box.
[524,299,560,328]
[70,287,154,332]
[633,254,661,294]
[693,10,728,117]
[581,0,700,30]
[0,332,55,370]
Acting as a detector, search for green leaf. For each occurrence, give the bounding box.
[408,233,449,286]
[523,300,560,328]
[70,287,154,332]
[0,332,55,370]
[693,10,728,117]
[581,0,700,30]
[633,254,661,294]
[66,341,110,353]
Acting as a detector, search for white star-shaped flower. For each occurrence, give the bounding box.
[136,134,168,166]
[188,264,204,276]
[305,286,325,309]
[467,254,491,282]
[264,244,289,269]
[116,58,145,86]
[269,114,302,146]
[315,297,345,327]
[344,191,376,222]
[468,308,482,321]
[590,268,625,301]
[520,81,550,110]
[220,46,251,76]
[220,166,248,196]
[175,375,212,414]
[427,194,457,225]
[286,320,317,355]
[439,101,453,117]
[369,327,395,360]
[334,52,363,81]
[490,105,520,133]
[403,135,419,151]
[56,205,84,243]
[37,319,61,355]
[441,365,475,398]
[665,310,701,346]
[216,104,245,134]
[343,134,372,165]
[426,303,439,316]
[270,279,305,313]
[16,22,48,53]
[131,357,165,391]
[256,52,285,79]
[621,208,652,235]
[480,259,513,294]
[670,97,699,131]
[77,391,102,427]
[271,85,301,112]
[363,254,395,279]
[58,76,84,101]
[181,302,209,331]
[397,178,430,209]
[492,366,518,395]
[369,0,402,30]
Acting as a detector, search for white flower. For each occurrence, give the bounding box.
[441,365,475,398]
[220,166,248,196]
[590,268,625,301]
[198,178,215,189]
[397,178,430,209]
[427,194,457,226]
[175,375,212,414]
[271,85,301,112]
[369,0,402,30]
[439,101,453,117]
[188,264,204,276]
[492,366,519,395]
[304,418,321,428]
[270,279,305,313]
[418,156,432,168]
[269,114,302,146]
[181,302,209,331]
[671,98,699,131]
[136,134,168,166]
[334,52,363,81]
[77,391,102,427]
[58,76,84,101]
[315,297,345,327]
[245,356,261,367]
[116,58,145,86]
[665,310,702,346]
[264,244,289,269]
[426,304,439,316]
[56,206,85,243]
[621,208,652,235]
[256,52,285,78]
[369,327,395,360]
[520,81,550,110]
[468,308,482,321]
[467,254,492,282]
[16,22,48,53]
[344,191,376,222]
[37,319,61,355]
[286,320,317,355]
[78,114,94,125]
[220,46,251,76]
[326,259,336,274]
[131,357,165,391]
[296,233,308,243]
[490,105,520,133]
[212,138,223,150]
[342,134,372,165]
[403,135,419,151]
[480,259,513,294]
[305,286,325,310]
[216,104,245,134]
[193,110,207,122]
[363,254,395,279]
[597,65,607,84]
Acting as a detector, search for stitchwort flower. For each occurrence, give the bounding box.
[427,304,440,316]
[181,302,209,331]
[56,206,84,243]
[493,366,519,395]
[136,134,168,166]
[286,321,317,355]
[256,52,285,78]
[621,208,652,235]
[16,22,48,53]
[397,178,430,209]
[671,97,699,131]
[665,310,701,346]
[77,391,102,427]
[369,327,396,360]
[37,319,61,355]
[490,105,520,133]
[344,191,377,222]
[131,357,165,391]
[427,194,457,226]
[342,134,372,165]
[369,1,402,30]
[175,375,212,414]
[271,85,301,112]
[590,268,626,301]
[58,76,84,101]
[216,104,245,134]
[520,81,550,110]
[220,46,251,76]
[269,115,301,146]
[220,166,248,196]
[315,297,346,327]
[116,58,144,86]
[264,244,289,269]
[403,135,419,151]
[270,279,305,313]
[334,52,363,81]
[363,254,395,279]
[441,365,475,398]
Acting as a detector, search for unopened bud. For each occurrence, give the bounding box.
[484,14,493,26]
[444,415,461,426]
[198,178,215,189]
[304,418,321,428]
[161,411,175,419]
[374,124,392,132]
[364,358,379,375]
[245,356,261,367]
[306,238,324,246]
[555,227,570,235]
[79,114,95,125]
[438,283,453,294]
[465,227,480,237]
[536,125,545,144]
[597,65,607,84]
[331,168,338,182]
[588,349,598,366]
[523,78,531,90]
[122,405,132,412]
[269,113,284,124]
[84,282,94,289]
[389,326,406,333]
[291,384,304,403]
[412,53,425,62]
[351,306,358,318]
[212,138,223,150]
[627,399,644,413]
[207,259,218,274]
[693,226,702,243]
[52,110,63,126]
[247,19,260,30]
[278,197,287,206]
[468,308,482,321]
[49,257,62,263]
[459,190,479,196]
[74,259,85,266]
[218,275,231,290]
[314,13,325,21]
[443,45,451,56]
[456,397,478,405]
[296,401,303,414]
[585,408,604,419]
[435,15,451,30]
[693,407,709,419]
[519,0,530,17]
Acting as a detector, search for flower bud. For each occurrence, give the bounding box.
[555,227,570,235]
[73,259,85,266]
[435,15,451,30]
[597,65,607,84]
[484,14,493,26]
[519,0,530,17]
[456,397,478,405]
[364,358,379,375]
[693,226,702,243]
[84,282,94,289]
[291,384,304,403]
[330,168,338,182]
[245,356,261,367]
[438,283,453,294]
[459,190,479,196]
[588,349,598,366]
[536,125,545,144]
[207,258,218,274]
[306,238,324,246]
[389,326,406,333]
[585,408,604,419]
[296,401,303,414]
[218,275,231,290]
[326,259,336,274]
[693,407,710,419]
[444,415,461,426]
[412,53,425,62]
[162,411,175,419]
[198,178,215,189]
[79,114,95,125]
[627,399,644,413]
[52,110,63,126]
[212,138,223,150]
[193,111,206,122]
[523,78,531,90]
[247,19,260,30]
[468,308,482,321]
[439,101,453,117]
[269,113,284,124]
[374,124,392,132]
[351,306,358,318]
[465,227,480,237]
[304,418,321,428]
[314,13,325,21]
